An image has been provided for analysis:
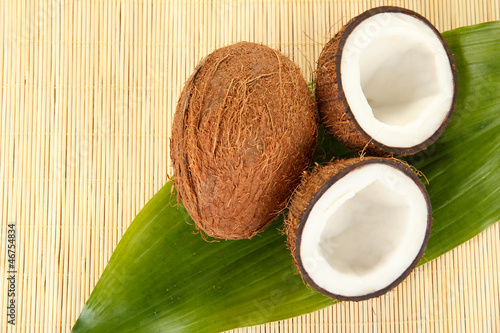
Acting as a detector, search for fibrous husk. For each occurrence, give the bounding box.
[171,42,318,240]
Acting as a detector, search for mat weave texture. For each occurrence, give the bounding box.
[0,0,499,332]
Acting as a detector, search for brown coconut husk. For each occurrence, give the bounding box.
[316,6,458,156]
[285,157,432,301]
[170,42,318,240]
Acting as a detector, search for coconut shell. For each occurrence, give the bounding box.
[285,157,432,301]
[316,6,458,156]
[170,42,318,240]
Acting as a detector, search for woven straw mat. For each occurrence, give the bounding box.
[0,0,499,332]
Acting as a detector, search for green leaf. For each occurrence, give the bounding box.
[72,21,500,333]
[406,22,500,262]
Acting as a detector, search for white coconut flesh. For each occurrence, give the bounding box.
[340,12,454,148]
[299,163,428,298]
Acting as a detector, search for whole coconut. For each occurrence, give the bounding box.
[170,42,318,240]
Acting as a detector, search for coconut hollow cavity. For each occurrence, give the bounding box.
[286,158,431,301]
[316,7,458,156]
[170,42,318,240]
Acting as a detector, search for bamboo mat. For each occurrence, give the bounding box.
[0,0,499,332]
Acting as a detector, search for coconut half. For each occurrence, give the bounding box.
[316,7,458,156]
[286,158,431,301]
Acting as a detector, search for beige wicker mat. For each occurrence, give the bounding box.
[0,0,499,332]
